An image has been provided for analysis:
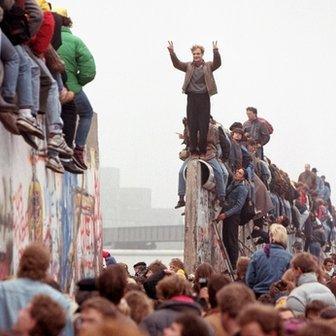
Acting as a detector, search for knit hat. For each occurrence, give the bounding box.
[37,0,50,11]
[54,7,69,17]
[229,122,243,131]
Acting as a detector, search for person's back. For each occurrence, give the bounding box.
[287,272,336,316]
[246,244,292,295]
[58,26,96,94]
[0,278,72,334]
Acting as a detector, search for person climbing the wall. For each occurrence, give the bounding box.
[168,40,221,157]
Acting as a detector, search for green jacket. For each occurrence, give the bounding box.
[57,27,96,93]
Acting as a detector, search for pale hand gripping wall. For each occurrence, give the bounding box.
[0,114,102,293]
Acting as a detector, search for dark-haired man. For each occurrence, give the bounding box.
[217,168,249,269]
[243,107,270,159]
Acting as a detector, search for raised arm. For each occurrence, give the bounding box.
[211,41,221,71]
[167,41,187,72]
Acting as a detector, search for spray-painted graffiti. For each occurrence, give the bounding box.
[0,114,102,291]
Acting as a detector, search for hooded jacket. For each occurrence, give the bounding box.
[286,272,336,316]
[140,296,202,336]
[57,26,96,93]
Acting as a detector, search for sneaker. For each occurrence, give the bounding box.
[73,147,88,170]
[175,200,186,209]
[46,156,65,174]
[17,115,44,139]
[48,134,73,157]
[21,132,39,150]
[61,159,84,174]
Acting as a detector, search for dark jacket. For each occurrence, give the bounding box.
[228,139,243,172]
[51,11,63,50]
[243,118,270,146]
[221,181,248,218]
[246,244,292,294]
[169,49,221,96]
[218,126,231,162]
[140,297,202,336]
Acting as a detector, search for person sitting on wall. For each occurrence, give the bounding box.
[175,117,228,209]
[168,40,221,157]
[216,168,249,269]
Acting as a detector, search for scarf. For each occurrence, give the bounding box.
[192,59,205,67]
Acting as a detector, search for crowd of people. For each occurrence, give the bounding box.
[170,42,335,273]
[0,0,95,174]
[2,243,336,335]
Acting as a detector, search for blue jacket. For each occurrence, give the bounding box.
[222,181,248,218]
[246,244,292,294]
[0,278,74,335]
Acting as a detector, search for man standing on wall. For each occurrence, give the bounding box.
[168,41,221,157]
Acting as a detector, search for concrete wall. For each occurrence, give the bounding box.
[0,114,102,293]
[184,160,224,273]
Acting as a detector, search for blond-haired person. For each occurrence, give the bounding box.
[246,224,292,297]
[167,41,221,157]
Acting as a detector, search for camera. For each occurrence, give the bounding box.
[198,277,208,288]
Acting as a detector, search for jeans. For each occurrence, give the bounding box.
[178,160,188,197]
[178,158,227,198]
[186,93,210,154]
[208,158,227,198]
[74,89,93,147]
[0,32,19,100]
[30,54,63,134]
[24,46,41,116]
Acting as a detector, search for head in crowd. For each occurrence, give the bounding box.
[14,294,66,336]
[80,318,144,336]
[79,297,118,331]
[236,257,250,281]
[124,290,153,324]
[234,168,247,182]
[327,278,336,297]
[146,260,167,278]
[217,283,256,334]
[305,300,330,321]
[55,7,73,27]
[231,128,244,142]
[237,303,284,336]
[75,278,99,306]
[163,313,211,336]
[169,258,187,276]
[246,107,258,121]
[311,167,318,175]
[292,241,303,255]
[247,139,258,154]
[295,321,336,336]
[291,252,318,280]
[323,258,334,273]
[304,164,311,172]
[269,223,288,249]
[207,273,231,309]
[190,45,205,62]
[17,243,50,281]
[277,307,295,322]
[97,264,128,305]
[194,262,214,294]
[156,274,190,301]
[133,262,147,276]
[276,215,290,228]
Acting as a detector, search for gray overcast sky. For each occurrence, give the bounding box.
[54,0,336,207]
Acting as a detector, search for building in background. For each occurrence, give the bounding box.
[101,167,184,250]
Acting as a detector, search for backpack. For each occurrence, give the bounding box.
[0,0,31,46]
[258,117,274,135]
